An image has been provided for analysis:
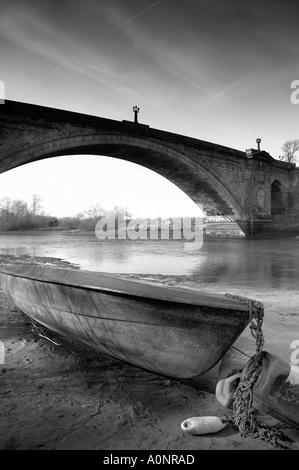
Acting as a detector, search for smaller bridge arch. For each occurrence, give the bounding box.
[271,180,285,215]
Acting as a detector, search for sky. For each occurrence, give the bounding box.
[0,0,298,217]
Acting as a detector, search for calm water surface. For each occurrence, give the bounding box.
[0,231,298,293]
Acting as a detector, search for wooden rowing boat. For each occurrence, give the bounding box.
[0,264,253,382]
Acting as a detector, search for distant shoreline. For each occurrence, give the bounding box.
[0,227,297,240]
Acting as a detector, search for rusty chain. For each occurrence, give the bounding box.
[224,293,293,450]
[225,293,265,352]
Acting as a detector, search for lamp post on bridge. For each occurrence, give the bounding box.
[256,138,261,151]
[133,106,140,124]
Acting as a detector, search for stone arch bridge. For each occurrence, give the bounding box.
[1,101,299,236]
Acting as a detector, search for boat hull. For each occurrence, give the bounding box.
[0,265,251,381]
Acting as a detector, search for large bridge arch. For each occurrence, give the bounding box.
[0,133,245,219]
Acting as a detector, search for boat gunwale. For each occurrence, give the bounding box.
[0,264,250,312]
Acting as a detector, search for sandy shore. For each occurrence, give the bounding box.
[0,254,298,451]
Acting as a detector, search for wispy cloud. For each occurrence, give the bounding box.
[203,64,267,104]
[0,8,143,100]
[98,2,210,96]
[0,0,265,107]
[13,0,165,95]
[1,17,69,65]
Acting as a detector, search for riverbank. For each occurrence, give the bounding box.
[0,254,298,451]
[1,225,298,240]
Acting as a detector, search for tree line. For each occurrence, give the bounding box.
[0,196,200,233]
[0,194,58,232]
[58,204,131,231]
[0,194,58,231]
[0,197,130,232]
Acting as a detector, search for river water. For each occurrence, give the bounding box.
[0,230,298,291]
[0,230,298,360]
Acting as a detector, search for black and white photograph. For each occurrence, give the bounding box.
[0,0,298,454]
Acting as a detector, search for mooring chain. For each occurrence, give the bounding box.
[225,293,265,353]
[224,293,293,450]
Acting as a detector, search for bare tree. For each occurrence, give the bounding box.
[0,197,12,212]
[281,139,299,163]
[0,197,13,225]
[31,194,43,217]
[12,199,28,218]
[84,203,105,221]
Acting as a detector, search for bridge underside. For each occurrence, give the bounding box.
[1,142,241,219]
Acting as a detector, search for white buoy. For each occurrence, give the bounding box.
[181,416,227,435]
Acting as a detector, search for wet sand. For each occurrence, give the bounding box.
[0,255,298,451]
